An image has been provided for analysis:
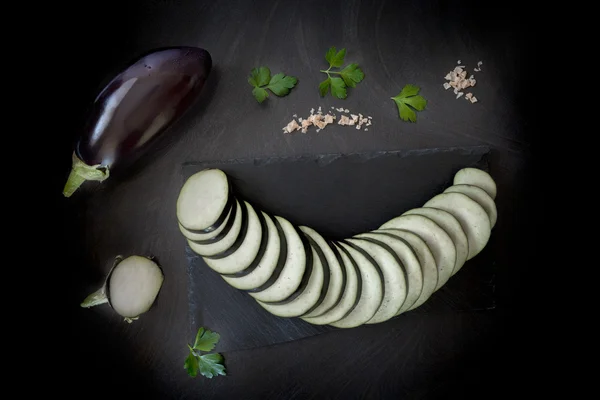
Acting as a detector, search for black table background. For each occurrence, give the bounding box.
[53,1,537,398]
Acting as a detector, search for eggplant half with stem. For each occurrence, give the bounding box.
[81,255,164,323]
[63,46,212,197]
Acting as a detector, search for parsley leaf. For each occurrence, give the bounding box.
[330,77,347,99]
[319,46,364,99]
[391,84,427,122]
[185,327,226,379]
[267,73,298,96]
[184,349,199,377]
[339,63,364,88]
[326,46,346,68]
[198,353,226,379]
[193,327,220,352]
[319,78,331,97]
[248,67,298,103]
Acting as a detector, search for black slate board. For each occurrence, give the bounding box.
[184,146,496,352]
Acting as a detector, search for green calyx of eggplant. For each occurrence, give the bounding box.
[63,152,110,197]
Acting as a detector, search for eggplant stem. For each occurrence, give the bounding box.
[63,152,110,197]
[80,287,109,308]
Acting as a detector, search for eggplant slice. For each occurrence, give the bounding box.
[374,229,437,310]
[299,226,346,319]
[329,242,384,329]
[205,202,266,274]
[444,184,497,228]
[257,243,325,318]
[402,207,469,276]
[177,168,231,232]
[188,199,245,257]
[424,192,491,260]
[380,214,455,291]
[345,238,407,324]
[453,167,497,200]
[249,216,307,303]
[353,232,423,314]
[222,212,280,290]
[302,242,361,326]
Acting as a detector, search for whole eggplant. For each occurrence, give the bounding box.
[63,46,212,197]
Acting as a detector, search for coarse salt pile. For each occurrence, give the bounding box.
[283,106,372,134]
[442,60,482,103]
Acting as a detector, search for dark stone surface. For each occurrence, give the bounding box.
[57,0,536,398]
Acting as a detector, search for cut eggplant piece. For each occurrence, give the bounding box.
[258,243,324,318]
[187,199,244,257]
[302,243,361,326]
[179,196,234,244]
[453,167,497,200]
[182,198,236,244]
[249,217,307,302]
[245,215,288,293]
[204,202,265,274]
[444,184,497,228]
[259,228,313,305]
[345,238,406,324]
[402,207,469,276]
[380,214,455,291]
[353,232,423,314]
[424,192,491,260]
[374,229,437,310]
[222,212,281,290]
[177,169,231,232]
[300,234,330,315]
[300,226,346,319]
[202,200,252,260]
[329,242,384,329]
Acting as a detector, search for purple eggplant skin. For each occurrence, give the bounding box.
[63,46,212,197]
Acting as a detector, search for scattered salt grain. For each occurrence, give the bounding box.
[364,128,368,131]
[456,92,464,99]
[282,119,300,134]
[344,109,349,113]
[443,82,451,90]
[310,108,315,114]
[457,60,461,64]
[292,114,297,118]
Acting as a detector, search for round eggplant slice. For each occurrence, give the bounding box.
[375,229,437,310]
[380,214,455,291]
[249,217,307,303]
[222,212,280,290]
[257,243,325,318]
[183,197,237,244]
[402,207,469,276]
[177,168,231,232]
[259,228,313,305]
[302,243,360,326]
[453,167,497,200]
[300,226,346,319]
[444,184,497,228]
[345,238,407,324]
[353,232,423,314]
[424,192,491,260]
[187,199,244,257]
[329,242,383,329]
[204,202,265,274]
